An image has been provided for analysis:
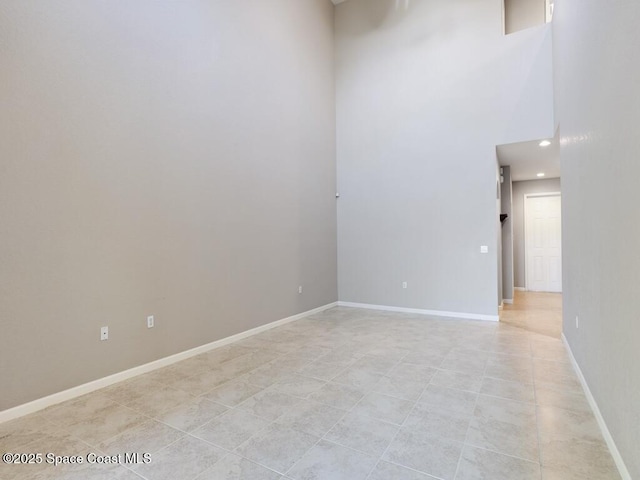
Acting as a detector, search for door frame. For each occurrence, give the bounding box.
[524,192,562,292]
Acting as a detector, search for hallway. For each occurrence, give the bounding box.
[500,291,563,338]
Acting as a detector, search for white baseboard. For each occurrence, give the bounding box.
[503,298,514,304]
[561,334,632,480]
[514,287,525,291]
[337,301,499,322]
[0,302,338,424]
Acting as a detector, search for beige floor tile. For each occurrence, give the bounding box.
[387,363,438,382]
[171,369,235,396]
[63,403,147,446]
[0,415,61,451]
[268,375,327,398]
[192,408,270,450]
[350,392,414,425]
[325,412,398,457]
[196,453,281,480]
[430,369,483,393]
[307,382,366,410]
[473,394,537,427]
[97,419,184,456]
[485,356,533,384]
[235,423,318,474]
[372,374,429,401]
[535,382,591,414]
[367,461,439,480]
[466,415,539,462]
[153,396,227,433]
[383,429,463,480]
[439,352,488,376]
[202,378,265,407]
[30,456,135,480]
[133,435,225,480]
[403,403,471,442]
[40,392,116,427]
[236,389,301,421]
[480,376,535,403]
[541,464,621,480]
[418,385,478,416]
[102,376,166,404]
[540,435,620,477]
[402,348,449,367]
[286,440,377,480]
[348,355,399,375]
[537,404,602,443]
[456,445,541,480]
[331,367,384,391]
[122,386,195,417]
[274,399,346,436]
[297,360,349,381]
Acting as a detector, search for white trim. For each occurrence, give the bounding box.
[514,287,526,291]
[0,302,338,424]
[503,298,514,304]
[524,191,562,292]
[337,301,499,322]
[561,334,632,480]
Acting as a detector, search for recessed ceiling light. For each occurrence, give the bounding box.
[537,173,545,177]
[539,140,551,147]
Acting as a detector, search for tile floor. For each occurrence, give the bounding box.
[0,305,621,480]
[500,290,563,338]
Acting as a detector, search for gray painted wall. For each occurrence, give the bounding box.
[0,0,337,411]
[512,178,561,288]
[504,0,546,35]
[335,0,554,317]
[554,0,640,476]
[501,167,514,300]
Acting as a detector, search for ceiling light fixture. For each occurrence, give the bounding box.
[537,173,545,177]
[539,140,551,147]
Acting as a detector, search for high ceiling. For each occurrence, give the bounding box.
[497,132,560,182]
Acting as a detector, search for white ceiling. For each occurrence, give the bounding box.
[497,132,560,182]
[331,0,349,5]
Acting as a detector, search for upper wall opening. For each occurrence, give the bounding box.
[504,0,554,34]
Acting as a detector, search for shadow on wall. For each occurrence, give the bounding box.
[340,0,458,38]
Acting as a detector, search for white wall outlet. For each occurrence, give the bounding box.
[100,326,109,341]
[576,316,579,329]
[298,286,303,294]
[147,315,154,328]
[480,245,489,254]
[402,281,408,289]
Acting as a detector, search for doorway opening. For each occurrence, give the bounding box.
[496,130,561,322]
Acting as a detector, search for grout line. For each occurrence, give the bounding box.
[531,336,545,480]
[451,339,491,480]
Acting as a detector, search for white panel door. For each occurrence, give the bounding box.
[525,194,562,292]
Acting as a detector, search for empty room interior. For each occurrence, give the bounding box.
[1,0,638,479]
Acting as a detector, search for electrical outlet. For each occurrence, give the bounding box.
[402,281,408,289]
[298,286,303,294]
[100,326,109,341]
[576,316,579,329]
[147,315,154,328]
[480,246,489,254]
